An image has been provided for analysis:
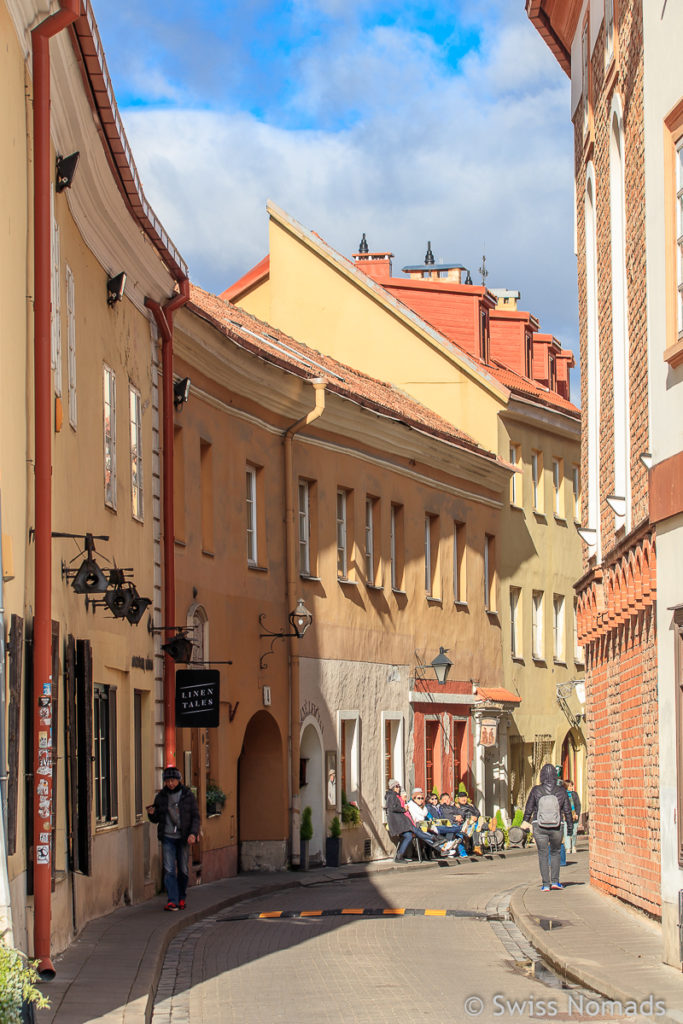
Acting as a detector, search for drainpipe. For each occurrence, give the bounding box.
[283,379,326,864]
[31,0,80,977]
[0,482,13,946]
[146,279,190,768]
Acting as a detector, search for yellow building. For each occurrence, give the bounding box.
[225,203,586,813]
[170,286,511,868]
[1,0,187,960]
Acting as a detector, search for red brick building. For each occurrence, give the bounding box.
[527,0,659,918]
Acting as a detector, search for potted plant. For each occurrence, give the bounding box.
[0,937,49,1024]
[325,815,342,867]
[205,780,226,816]
[300,806,313,870]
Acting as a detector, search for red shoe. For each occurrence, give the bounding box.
[178,900,186,910]
[164,901,178,912]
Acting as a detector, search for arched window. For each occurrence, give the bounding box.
[609,97,631,531]
[584,163,601,560]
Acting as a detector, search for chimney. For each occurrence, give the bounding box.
[352,233,393,282]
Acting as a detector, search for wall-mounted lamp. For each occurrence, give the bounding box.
[173,377,191,410]
[430,646,453,685]
[107,272,127,307]
[58,532,110,594]
[259,598,313,669]
[55,151,80,193]
[161,631,194,664]
[126,589,152,626]
[103,568,133,618]
[576,526,597,546]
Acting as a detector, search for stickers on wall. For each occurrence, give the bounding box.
[42,682,52,696]
[38,731,49,749]
[39,832,50,844]
[36,845,50,865]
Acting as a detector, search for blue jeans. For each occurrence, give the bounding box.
[533,824,563,885]
[162,837,189,904]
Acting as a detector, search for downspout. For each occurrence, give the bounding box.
[0,481,12,945]
[31,0,80,976]
[145,279,190,768]
[283,379,326,864]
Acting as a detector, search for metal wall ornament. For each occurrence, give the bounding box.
[56,532,151,625]
[258,598,313,669]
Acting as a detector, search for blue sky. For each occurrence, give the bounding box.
[95,1,579,392]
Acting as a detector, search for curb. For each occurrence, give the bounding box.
[508,889,683,1024]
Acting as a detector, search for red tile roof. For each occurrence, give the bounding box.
[187,286,503,464]
[475,686,522,705]
[220,255,270,302]
[488,361,579,417]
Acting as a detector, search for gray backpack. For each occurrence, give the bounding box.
[537,792,561,827]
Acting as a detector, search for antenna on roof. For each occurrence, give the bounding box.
[358,233,369,254]
[424,241,435,265]
[478,251,488,286]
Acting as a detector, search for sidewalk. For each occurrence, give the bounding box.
[509,844,683,1024]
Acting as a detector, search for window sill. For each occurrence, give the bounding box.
[532,656,546,666]
[132,514,144,525]
[553,659,567,667]
[391,587,407,596]
[533,511,547,523]
[553,515,567,525]
[338,577,358,587]
[365,583,384,592]
[486,609,499,620]
[453,601,469,610]
[604,54,618,97]
[95,821,119,832]
[174,538,186,547]
[664,336,683,369]
[202,549,215,558]
[299,573,321,582]
[510,503,524,512]
[426,595,442,606]
[104,502,118,515]
[512,656,525,664]
[248,563,268,573]
[574,658,585,668]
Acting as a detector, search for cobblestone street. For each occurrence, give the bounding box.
[150,849,638,1024]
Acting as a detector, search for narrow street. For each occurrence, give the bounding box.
[150,847,636,1024]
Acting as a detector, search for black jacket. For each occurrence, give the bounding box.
[385,789,412,836]
[523,765,573,830]
[451,800,479,822]
[148,784,201,842]
[566,788,581,820]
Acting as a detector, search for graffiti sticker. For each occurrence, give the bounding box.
[39,731,49,748]
[43,682,52,696]
[40,832,50,844]
[36,845,50,865]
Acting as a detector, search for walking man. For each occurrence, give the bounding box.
[147,766,201,911]
[522,763,573,891]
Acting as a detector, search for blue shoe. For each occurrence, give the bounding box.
[550,883,564,890]
[541,885,550,892]
[458,844,468,858]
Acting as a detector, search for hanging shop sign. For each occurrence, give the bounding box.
[175,669,220,728]
[479,717,498,747]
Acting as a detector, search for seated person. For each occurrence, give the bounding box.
[406,788,456,857]
[425,793,465,854]
[385,781,449,861]
[452,791,483,855]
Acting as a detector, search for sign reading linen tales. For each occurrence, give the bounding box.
[175,669,220,728]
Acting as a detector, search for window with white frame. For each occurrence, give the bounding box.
[337,489,348,579]
[129,386,143,521]
[585,166,601,557]
[453,520,466,603]
[677,138,683,339]
[51,198,62,397]
[531,451,543,512]
[553,594,565,662]
[246,465,258,565]
[339,712,360,804]
[381,713,404,804]
[364,496,378,585]
[484,533,496,612]
[298,480,311,575]
[572,465,581,520]
[581,18,589,136]
[94,684,117,824]
[103,366,116,509]
[605,0,614,64]
[390,503,404,590]
[510,586,521,659]
[425,514,439,597]
[532,590,544,660]
[66,264,77,428]
[509,443,521,506]
[552,458,563,517]
[573,597,583,664]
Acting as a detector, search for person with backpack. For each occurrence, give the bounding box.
[522,763,574,891]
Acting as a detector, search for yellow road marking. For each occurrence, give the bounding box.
[259,911,282,918]
[300,910,323,916]
[383,908,405,915]
[424,909,446,916]
[341,908,364,914]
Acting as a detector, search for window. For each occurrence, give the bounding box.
[382,713,404,802]
[548,352,556,391]
[479,307,489,363]
[524,331,533,379]
[677,137,683,340]
[553,594,565,662]
[390,503,404,591]
[453,520,466,603]
[532,591,544,660]
[573,597,583,664]
[337,489,349,579]
[425,719,439,795]
[339,712,360,804]
[610,99,630,530]
[200,440,214,553]
[425,514,439,598]
[246,466,258,565]
[174,425,185,543]
[103,366,116,509]
[572,465,581,521]
[484,534,496,612]
[673,607,683,865]
[134,691,143,820]
[585,165,601,556]
[365,496,379,585]
[552,458,563,517]
[509,444,521,506]
[581,18,590,137]
[66,264,77,429]
[605,0,615,64]
[299,480,311,575]
[94,684,117,824]
[510,586,521,659]
[129,386,143,521]
[51,204,62,396]
[531,450,543,513]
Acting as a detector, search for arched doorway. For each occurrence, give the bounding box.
[238,711,286,871]
[300,720,324,864]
